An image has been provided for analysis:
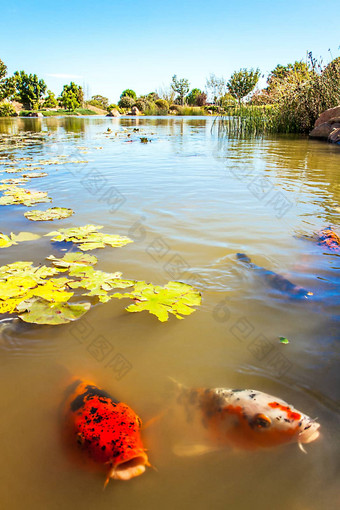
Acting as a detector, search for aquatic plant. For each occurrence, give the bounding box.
[45,224,133,251]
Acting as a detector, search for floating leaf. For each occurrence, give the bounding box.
[0,276,38,300]
[16,297,91,324]
[46,252,97,268]
[45,224,133,251]
[279,336,290,344]
[0,231,40,248]
[21,172,48,178]
[24,207,74,221]
[112,281,202,322]
[0,233,15,248]
[67,266,130,302]
[10,231,41,243]
[0,261,60,283]
[0,178,29,185]
[0,186,51,206]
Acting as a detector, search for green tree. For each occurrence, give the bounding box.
[171,75,190,105]
[120,89,137,100]
[0,59,16,101]
[89,94,109,109]
[227,68,260,104]
[267,61,311,91]
[13,70,47,109]
[186,88,202,106]
[59,82,84,111]
[43,90,58,108]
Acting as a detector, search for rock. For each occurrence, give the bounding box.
[106,108,120,117]
[309,122,334,140]
[309,121,340,142]
[130,106,140,116]
[314,106,340,127]
[29,112,43,118]
[328,127,340,144]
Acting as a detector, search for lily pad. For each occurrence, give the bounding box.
[21,172,48,178]
[46,252,97,268]
[0,261,60,283]
[67,266,131,302]
[112,280,202,322]
[0,233,15,248]
[16,297,91,324]
[0,186,51,206]
[0,231,41,248]
[45,224,133,251]
[24,207,74,221]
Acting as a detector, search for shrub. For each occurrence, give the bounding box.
[0,103,16,116]
[155,99,169,110]
[118,96,135,109]
[135,99,150,112]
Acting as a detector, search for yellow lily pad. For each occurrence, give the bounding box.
[24,207,74,221]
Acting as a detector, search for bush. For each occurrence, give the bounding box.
[0,103,16,116]
[135,99,150,112]
[155,99,169,110]
[118,96,135,109]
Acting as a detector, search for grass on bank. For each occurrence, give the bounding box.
[19,108,97,117]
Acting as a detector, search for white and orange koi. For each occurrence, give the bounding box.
[172,383,320,453]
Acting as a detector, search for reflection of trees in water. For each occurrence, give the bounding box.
[214,133,340,224]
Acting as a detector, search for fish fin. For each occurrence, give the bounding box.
[298,442,307,454]
[143,410,166,429]
[236,253,251,264]
[103,473,111,490]
[173,443,220,457]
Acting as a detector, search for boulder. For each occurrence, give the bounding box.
[314,106,340,127]
[328,127,340,144]
[309,121,340,142]
[29,112,43,118]
[130,106,140,116]
[309,122,334,140]
[106,108,120,117]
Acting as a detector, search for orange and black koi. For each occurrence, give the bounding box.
[236,253,313,299]
[63,379,149,484]
[316,226,340,252]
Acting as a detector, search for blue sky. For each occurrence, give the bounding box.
[0,0,339,102]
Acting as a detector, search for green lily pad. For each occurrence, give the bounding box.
[45,224,133,251]
[24,207,74,221]
[46,252,97,268]
[67,266,132,302]
[112,280,202,322]
[16,297,91,324]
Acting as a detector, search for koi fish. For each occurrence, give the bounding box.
[63,379,150,484]
[316,226,340,252]
[236,253,313,299]
[172,382,320,454]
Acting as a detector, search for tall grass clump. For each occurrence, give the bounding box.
[219,54,340,137]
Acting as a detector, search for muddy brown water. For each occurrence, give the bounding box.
[0,116,339,510]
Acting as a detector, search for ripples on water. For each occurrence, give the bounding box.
[0,117,339,510]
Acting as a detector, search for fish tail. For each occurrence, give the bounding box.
[236,253,251,264]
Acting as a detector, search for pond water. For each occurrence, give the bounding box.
[0,116,339,510]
